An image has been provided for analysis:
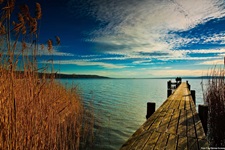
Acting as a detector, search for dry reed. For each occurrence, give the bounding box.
[0,1,93,149]
[0,72,84,149]
[35,3,41,20]
[204,66,225,147]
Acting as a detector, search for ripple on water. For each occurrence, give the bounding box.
[58,79,205,150]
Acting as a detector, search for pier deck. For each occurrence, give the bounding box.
[120,82,208,150]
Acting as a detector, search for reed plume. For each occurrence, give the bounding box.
[29,18,37,34]
[0,24,6,35]
[41,44,44,50]
[22,41,26,50]
[21,25,26,34]
[35,3,41,20]
[20,4,30,19]
[0,1,91,149]
[12,23,22,33]
[8,0,15,13]
[47,39,53,52]
[17,13,24,24]
[56,36,60,45]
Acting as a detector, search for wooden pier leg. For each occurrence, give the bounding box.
[167,89,172,98]
[146,102,155,119]
[191,90,196,105]
[186,81,191,90]
[198,104,208,134]
[167,81,171,89]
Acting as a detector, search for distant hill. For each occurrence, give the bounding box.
[12,71,224,79]
[12,71,110,79]
[53,73,110,79]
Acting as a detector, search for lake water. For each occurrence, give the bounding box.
[59,79,206,150]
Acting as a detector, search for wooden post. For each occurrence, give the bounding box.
[191,90,196,105]
[175,77,179,88]
[167,89,172,98]
[186,81,190,90]
[167,80,171,89]
[198,104,208,134]
[178,77,182,87]
[146,102,155,119]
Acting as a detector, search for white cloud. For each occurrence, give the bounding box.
[70,49,222,66]
[61,68,210,78]
[64,0,225,77]
[200,59,224,65]
[133,60,152,65]
[7,41,74,57]
[88,0,225,48]
[75,0,225,66]
[182,48,225,54]
[149,69,209,77]
[37,46,74,56]
[41,60,129,69]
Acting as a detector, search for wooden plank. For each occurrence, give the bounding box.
[177,136,188,150]
[177,89,185,102]
[143,131,161,150]
[180,92,187,109]
[129,131,153,150]
[192,111,206,140]
[148,111,167,131]
[168,99,176,109]
[177,99,182,109]
[120,137,136,150]
[185,96,191,110]
[120,136,139,150]
[131,127,146,139]
[142,108,165,131]
[157,109,174,133]
[179,100,184,110]
[174,99,181,109]
[167,109,180,135]
[142,108,163,129]
[179,96,185,110]
[172,94,182,108]
[177,109,186,137]
[187,109,196,138]
[157,98,173,112]
[161,99,173,110]
[134,107,167,138]
[154,132,169,150]
[189,95,196,110]
[166,134,178,149]
[198,139,209,149]
[187,137,198,150]
[121,131,153,150]
[180,84,187,109]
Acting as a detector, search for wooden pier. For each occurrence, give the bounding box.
[120,82,209,150]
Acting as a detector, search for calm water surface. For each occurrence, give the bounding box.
[59,79,205,150]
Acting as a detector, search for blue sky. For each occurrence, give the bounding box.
[18,0,225,78]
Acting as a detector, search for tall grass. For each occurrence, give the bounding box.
[0,72,84,149]
[0,0,92,149]
[204,66,225,147]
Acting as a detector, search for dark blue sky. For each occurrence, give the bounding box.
[14,0,225,77]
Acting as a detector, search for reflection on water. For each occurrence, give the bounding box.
[59,79,205,150]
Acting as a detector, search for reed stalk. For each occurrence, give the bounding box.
[204,65,225,147]
[0,1,93,149]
